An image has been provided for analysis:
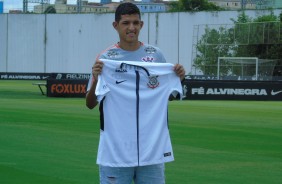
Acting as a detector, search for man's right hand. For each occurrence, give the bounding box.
[92,60,104,80]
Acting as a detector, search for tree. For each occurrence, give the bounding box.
[194,11,282,78]
[194,26,234,75]
[168,0,221,12]
[44,6,56,14]
[233,11,281,58]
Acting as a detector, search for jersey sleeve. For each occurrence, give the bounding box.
[169,74,183,100]
[95,75,110,102]
[86,71,94,92]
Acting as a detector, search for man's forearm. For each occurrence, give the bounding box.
[86,80,98,109]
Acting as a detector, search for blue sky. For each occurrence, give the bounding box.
[1,0,102,13]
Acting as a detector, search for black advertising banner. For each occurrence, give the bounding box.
[47,79,88,97]
[183,80,282,101]
[0,72,90,80]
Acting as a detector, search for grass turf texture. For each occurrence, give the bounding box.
[0,80,282,184]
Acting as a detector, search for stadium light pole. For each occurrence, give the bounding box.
[77,0,82,13]
[23,0,50,13]
[241,0,250,10]
[23,0,28,13]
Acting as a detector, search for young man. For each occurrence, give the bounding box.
[86,2,185,183]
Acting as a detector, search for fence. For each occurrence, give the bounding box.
[1,9,281,74]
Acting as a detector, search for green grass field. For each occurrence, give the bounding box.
[0,80,282,184]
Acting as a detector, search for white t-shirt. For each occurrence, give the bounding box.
[95,59,182,167]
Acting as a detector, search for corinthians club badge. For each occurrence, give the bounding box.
[147,75,159,89]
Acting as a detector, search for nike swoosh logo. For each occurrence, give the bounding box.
[271,90,282,96]
[116,80,126,84]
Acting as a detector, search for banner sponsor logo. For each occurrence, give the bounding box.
[54,73,90,80]
[271,90,282,96]
[0,73,50,80]
[51,84,86,94]
[1,74,41,80]
[66,73,90,79]
[56,74,63,79]
[47,79,88,97]
[192,87,268,96]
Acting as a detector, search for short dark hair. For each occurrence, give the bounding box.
[115,2,141,22]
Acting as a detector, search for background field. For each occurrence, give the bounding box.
[0,80,282,184]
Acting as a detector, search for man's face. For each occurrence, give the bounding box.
[113,14,143,45]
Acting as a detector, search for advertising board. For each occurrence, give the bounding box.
[183,80,282,101]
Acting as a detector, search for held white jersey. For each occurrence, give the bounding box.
[95,59,183,167]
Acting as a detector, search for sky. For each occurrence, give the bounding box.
[1,0,111,13]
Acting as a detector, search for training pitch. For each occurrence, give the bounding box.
[0,80,282,184]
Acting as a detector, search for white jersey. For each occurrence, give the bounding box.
[95,59,182,167]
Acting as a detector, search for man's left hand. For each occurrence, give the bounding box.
[174,64,186,81]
